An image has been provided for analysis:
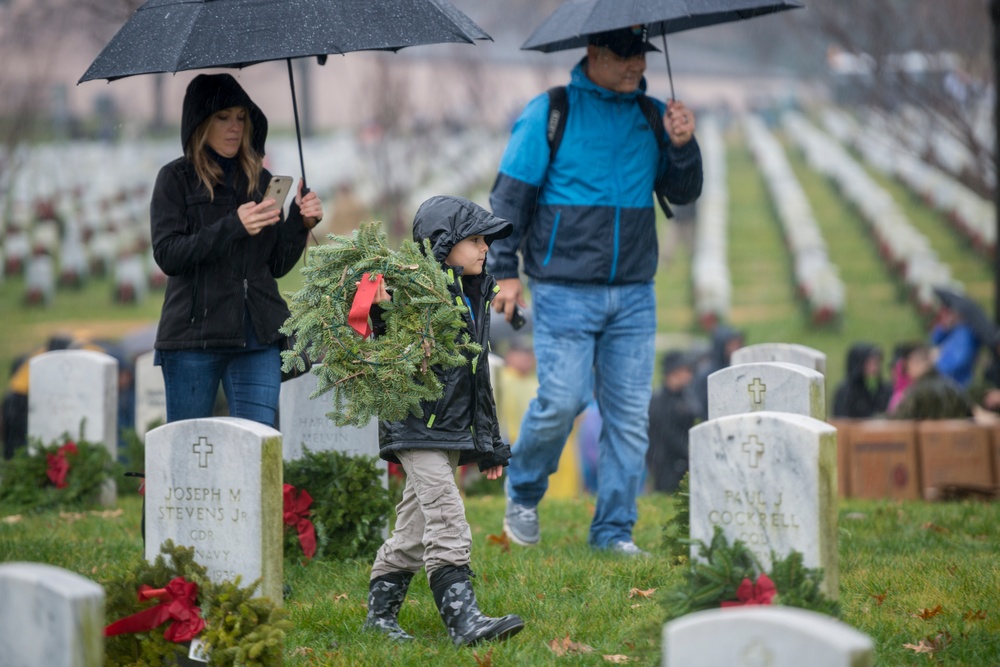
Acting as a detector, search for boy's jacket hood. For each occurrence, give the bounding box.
[181,73,268,156]
[412,196,512,264]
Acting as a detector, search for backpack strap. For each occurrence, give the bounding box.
[636,95,675,219]
[546,86,569,159]
[546,86,674,218]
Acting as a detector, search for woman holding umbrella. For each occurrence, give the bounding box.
[151,73,323,427]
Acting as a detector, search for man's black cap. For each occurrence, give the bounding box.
[589,25,660,58]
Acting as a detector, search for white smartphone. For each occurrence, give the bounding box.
[262,175,293,213]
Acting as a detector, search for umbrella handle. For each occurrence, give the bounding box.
[287,59,309,193]
[662,33,675,102]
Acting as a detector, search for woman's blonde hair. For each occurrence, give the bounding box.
[185,107,263,200]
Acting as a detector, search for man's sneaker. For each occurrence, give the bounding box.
[503,499,540,546]
[609,540,650,557]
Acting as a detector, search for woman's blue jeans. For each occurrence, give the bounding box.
[159,346,281,427]
[506,279,655,548]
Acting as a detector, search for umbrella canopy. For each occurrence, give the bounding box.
[521,0,803,99]
[79,0,490,184]
[522,0,803,52]
[80,0,489,81]
[933,287,999,348]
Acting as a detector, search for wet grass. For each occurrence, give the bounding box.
[2,494,999,665]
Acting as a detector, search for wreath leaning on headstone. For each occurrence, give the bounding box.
[102,540,290,667]
[0,430,118,511]
[660,474,839,620]
[280,220,479,427]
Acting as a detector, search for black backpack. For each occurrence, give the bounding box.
[546,86,675,218]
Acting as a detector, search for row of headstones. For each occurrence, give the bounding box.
[12,350,385,665]
[783,110,959,313]
[663,343,875,665]
[691,114,731,328]
[25,348,381,479]
[744,113,845,322]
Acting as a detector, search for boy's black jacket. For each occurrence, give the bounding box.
[378,196,513,471]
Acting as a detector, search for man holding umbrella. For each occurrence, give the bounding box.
[488,25,703,555]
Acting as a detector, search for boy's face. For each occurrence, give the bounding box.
[446,235,488,275]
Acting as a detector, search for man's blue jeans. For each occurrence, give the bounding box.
[159,346,281,427]
[507,279,655,548]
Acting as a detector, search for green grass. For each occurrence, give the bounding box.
[2,129,1000,664]
[2,494,999,665]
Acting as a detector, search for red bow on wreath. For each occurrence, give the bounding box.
[46,441,78,489]
[720,573,777,607]
[283,483,317,559]
[105,576,205,642]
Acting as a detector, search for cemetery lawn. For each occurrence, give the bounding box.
[2,493,999,665]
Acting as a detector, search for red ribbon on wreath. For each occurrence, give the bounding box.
[104,576,205,642]
[720,573,777,607]
[46,441,78,489]
[347,272,384,338]
[283,483,317,559]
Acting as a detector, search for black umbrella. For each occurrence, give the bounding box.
[79,0,490,187]
[521,0,803,100]
[933,287,1000,348]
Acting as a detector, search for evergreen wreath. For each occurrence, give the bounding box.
[280,220,479,427]
[283,448,392,562]
[663,526,840,622]
[0,429,118,511]
[660,474,838,620]
[103,540,290,667]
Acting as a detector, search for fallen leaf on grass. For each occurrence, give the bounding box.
[332,593,348,602]
[964,609,988,621]
[548,635,594,657]
[290,647,314,656]
[947,565,958,576]
[628,588,656,599]
[903,640,937,655]
[913,605,943,620]
[486,533,511,553]
[603,655,630,663]
[921,522,948,534]
[903,632,951,655]
[630,604,642,609]
[473,647,494,667]
[870,591,887,606]
[2,515,22,524]
[536,593,546,600]
[59,512,86,523]
[90,508,123,519]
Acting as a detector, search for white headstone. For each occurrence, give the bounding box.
[0,562,105,667]
[28,349,118,505]
[279,370,385,479]
[689,411,838,595]
[731,343,827,375]
[708,362,826,421]
[134,351,166,439]
[25,254,56,304]
[663,607,873,667]
[145,417,283,601]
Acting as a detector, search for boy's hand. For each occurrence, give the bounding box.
[356,279,391,303]
[484,465,503,481]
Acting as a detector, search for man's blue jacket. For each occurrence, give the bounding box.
[488,59,703,285]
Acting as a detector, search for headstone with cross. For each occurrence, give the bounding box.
[688,411,838,596]
[0,562,106,667]
[144,417,283,601]
[28,349,119,505]
[707,361,825,421]
[731,343,826,374]
[663,607,874,667]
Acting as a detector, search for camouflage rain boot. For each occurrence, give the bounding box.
[429,565,524,647]
[362,571,415,641]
